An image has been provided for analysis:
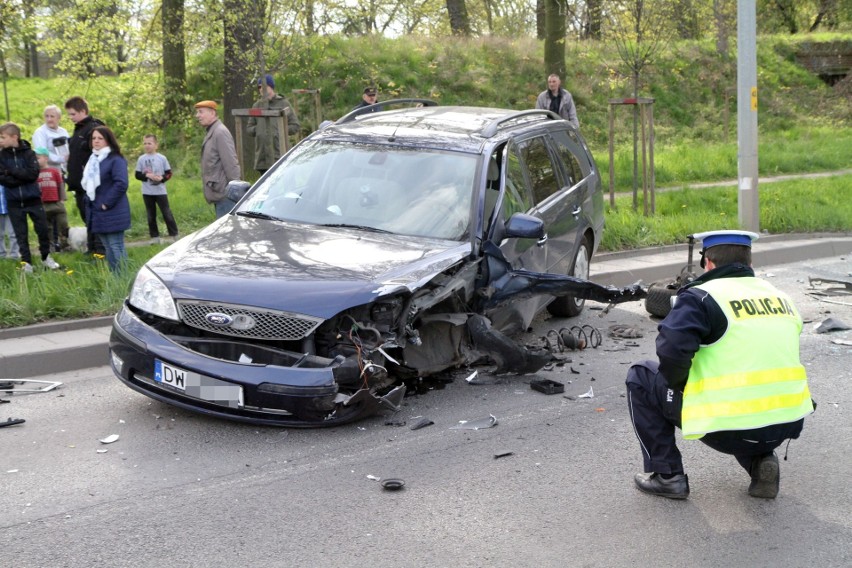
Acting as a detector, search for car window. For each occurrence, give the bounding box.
[519,136,560,205]
[239,141,477,241]
[503,143,533,221]
[551,130,588,186]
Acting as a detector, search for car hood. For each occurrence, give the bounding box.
[146,216,471,319]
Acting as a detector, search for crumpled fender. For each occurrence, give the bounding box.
[467,314,551,375]
[478,241,647,310]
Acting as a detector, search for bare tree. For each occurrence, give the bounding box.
[608,0,674,211]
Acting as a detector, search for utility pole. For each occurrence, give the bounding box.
[737,0,760,232]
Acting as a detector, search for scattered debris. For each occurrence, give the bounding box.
[463,371,478,383]
[1,417,25,428]
[609,324,644,339]
[381,478,405,491]
[384,420,407,427]
[450,414,498,430]
[494,451,514,459]
[530,378,564,395]
[0,379,63,394]
[814,317,851,334]
[99,434,120,444]
[96,449,109,454]
[409,417,434,430]
[831,339,852,346]
[578,386,595,399]
[808,276,852,295]
[366,474,381,481]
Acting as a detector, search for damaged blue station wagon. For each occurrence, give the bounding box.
[109,103,644,426]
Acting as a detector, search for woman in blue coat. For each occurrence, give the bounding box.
[82,126,130,272]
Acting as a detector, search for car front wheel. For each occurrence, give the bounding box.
[547,235,590,318]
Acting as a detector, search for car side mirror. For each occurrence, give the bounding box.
[504,213,545,239]
[226,180,251,203]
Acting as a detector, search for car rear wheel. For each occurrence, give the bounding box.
[547,235,590,318]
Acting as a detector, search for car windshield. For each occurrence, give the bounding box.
[237,140,478,241]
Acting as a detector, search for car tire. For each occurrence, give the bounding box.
[547,235,590,318]
[645,280,678,318]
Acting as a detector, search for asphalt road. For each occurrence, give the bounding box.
[2,256,851,568]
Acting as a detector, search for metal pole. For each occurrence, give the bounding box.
[737,0,760,232]
[608,103,615,208]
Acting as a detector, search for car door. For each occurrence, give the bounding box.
[518,132,581,277]
[483,141,549,332]
[547,127,601,278]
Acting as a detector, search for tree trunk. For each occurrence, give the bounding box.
[163,0,188,124]
[775,0,799,34]
[223,0,263,167]
[713,0,729,55]
[536,0,546,40]
[446,0,471,36]
[305,0,315,35]
[544,0,566,78]
[584,0,602,40]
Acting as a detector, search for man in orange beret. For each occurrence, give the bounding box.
[194,100,241,218]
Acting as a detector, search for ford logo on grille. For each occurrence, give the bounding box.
[205,313,233,326]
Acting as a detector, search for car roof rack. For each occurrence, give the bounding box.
[335,98,439,125]
[480,109,560,138]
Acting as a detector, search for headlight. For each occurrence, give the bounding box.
[129,266,179,321]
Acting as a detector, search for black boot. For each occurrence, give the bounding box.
[634,472,690,499]
[748,452,780,499]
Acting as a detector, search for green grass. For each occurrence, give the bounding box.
[600,173,852,251]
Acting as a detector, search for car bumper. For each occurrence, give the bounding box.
[109,304,393,427]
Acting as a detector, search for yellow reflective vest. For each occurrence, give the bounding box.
[681,277,814,439]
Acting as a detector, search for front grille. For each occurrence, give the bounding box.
[177,300,324,341]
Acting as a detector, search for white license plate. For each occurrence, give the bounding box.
[154,360,244,408]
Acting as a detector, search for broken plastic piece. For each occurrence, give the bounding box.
[409,417,434,430]
[96,449,109,454]
[464,371,479,383]
[381,478,405,490]
[0,417,25,428]
[578,386,594,399]
[0,379,62,394]
[450,414,498,430]
[366,474,381,481]
[99,434,120,444]
[494,451,514,459]
[530,378,564,395]
[814,317,851,334]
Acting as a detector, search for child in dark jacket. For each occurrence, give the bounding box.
[0,122,59,271]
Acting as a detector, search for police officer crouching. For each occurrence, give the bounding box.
[626,230,815,499]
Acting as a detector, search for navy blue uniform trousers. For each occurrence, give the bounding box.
[626,360,804,475]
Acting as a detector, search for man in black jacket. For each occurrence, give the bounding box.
[64,96,105,254]
[0,122,59,272]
